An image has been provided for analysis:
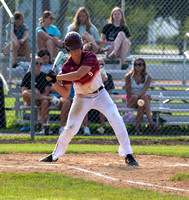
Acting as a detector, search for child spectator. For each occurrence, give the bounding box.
[37,49,60,74]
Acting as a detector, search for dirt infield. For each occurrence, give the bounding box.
[0,153,188,197]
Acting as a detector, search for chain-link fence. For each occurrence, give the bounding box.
[0,0,189,137]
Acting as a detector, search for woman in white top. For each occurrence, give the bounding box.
[67,7,107,54]
[125,57,160,135]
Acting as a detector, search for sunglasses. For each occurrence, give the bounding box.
[35,61,43,65]
[134,63,144,67]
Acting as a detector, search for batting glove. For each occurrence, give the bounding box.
[46,70,57,83]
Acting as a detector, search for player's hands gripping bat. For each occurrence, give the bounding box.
[46,51,64,82]
[46,70,57,83]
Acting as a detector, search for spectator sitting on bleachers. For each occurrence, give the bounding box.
[37,49,60,74]
[67,7,107,54]
[37,49,60,94]
[21,55,59,135]
[101,7,131,70]
[3,11,31,68]
[36,11,64,63]
[125,57,161,135]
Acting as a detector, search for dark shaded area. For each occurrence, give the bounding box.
[0,78,6,128]
[0,138,188,145]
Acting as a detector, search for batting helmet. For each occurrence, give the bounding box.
[64,31,83,51]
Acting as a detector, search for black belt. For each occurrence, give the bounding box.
[92,86,103,94]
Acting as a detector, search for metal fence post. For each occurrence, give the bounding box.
[30,0,36,140]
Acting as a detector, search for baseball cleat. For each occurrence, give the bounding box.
[40,154,58,162]
[125,154,139,166]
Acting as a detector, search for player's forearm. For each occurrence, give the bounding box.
[53,82,70,98]
[56,72,80,81]
[56,66,91,81]
[56,68,90,81]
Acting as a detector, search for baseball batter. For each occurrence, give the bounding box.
[40,32,139,166]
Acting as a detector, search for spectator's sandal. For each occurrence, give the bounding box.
[97,47,109,54]
[107,53,116,60]
[149,123,161,130]
[135,129,143,135]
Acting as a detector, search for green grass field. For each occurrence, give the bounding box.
[0,172,188,200]
[0,143,188,158]
[0,142,188,200]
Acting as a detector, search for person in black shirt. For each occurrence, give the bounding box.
[21,56,52,133]
[101,7,131,70]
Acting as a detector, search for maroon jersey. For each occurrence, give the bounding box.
[62,51,103,94]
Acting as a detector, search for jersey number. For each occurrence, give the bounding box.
[88,71,93,77]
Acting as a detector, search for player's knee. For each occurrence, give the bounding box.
[59,131,73,144]
[109,114,125,131]
[64,123,78,136]
[106,110,121,123]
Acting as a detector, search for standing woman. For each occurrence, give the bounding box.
[36,11,63,63]
[125,58,161,135]
[67,7,107,54]
[101,7,131,69]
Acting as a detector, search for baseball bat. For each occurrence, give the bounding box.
[0,73,9,92]
[46,51,64,81]
[52,51,64,70]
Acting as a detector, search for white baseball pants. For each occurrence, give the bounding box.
[52,88,133,160]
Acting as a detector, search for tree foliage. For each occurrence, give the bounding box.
[126,0,189,52]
